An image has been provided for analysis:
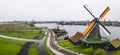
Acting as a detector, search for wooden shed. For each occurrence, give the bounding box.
[69,32,83,43]
[110,38,120,48]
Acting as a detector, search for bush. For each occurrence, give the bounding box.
[93,49,107,55]
[82,47,93,54]
[115,50,120,55]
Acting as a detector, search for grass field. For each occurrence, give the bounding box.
[59,40,75,47]
[28,43,39,55]
[0,23,43,39]
[58,40,93,54]
[0,30,45,55]
[59,40,120,55]
[0,23,45,55]
[0,37,25,55]
[0,23,39,30]
[0,30,40,39]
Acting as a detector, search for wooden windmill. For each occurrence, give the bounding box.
[70,4,111,44]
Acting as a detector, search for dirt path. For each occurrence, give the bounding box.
[48,29,82,55]
[0,35,40,42]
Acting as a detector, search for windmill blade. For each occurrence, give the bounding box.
[99,25,110,35]
[99,7,110,19]
[82,21,95,36]
[83,4,96,18]
[98,22,111,35]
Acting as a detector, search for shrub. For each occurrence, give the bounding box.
[93,49,107,55]
[82,47,93,54]
[115,50,120,55]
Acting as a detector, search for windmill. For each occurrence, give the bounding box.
[70,4,111,44]
[81,4,111,43]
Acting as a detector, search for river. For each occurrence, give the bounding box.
[35,23,120,40]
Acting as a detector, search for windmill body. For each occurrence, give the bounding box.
[70,4,111,45]
[87,23,101,40]
[80,4,111,44]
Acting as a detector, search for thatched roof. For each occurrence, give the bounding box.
[69,32,83,43]
[110,38,120,48]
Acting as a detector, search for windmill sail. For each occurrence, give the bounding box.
[99,7,110,19]
[82,21,95,36]
[83,4,96,18]
[99,25,110,35]
[98,22,111,35]
[83,5,111,36]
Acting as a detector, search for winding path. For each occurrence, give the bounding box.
[46,29,84,55]
[0,35,40,42]
[46,29,64,55]
[0,29,84,55]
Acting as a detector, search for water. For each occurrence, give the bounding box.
[38,36,48,55]
[35,23,120,40]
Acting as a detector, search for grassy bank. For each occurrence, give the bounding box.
[0,30,39,39]
[0,37,25,55]
[59,40,120,55]
[0,23,44,39]
[58,40,93,54]
[28,31,45,55]
[0,30,45,55]
[28,43,39,55]
[0,23,38,30]
[0,23,45,55]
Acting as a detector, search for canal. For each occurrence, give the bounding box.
[35,23,120,40]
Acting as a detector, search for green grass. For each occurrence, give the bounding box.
[28,43,39,55]
[68,47,93,54]
[0,37,25,55]
[0,30,39,39]
[28,31,45,55]
[0,30,45,55]
[93,49,107,55]
[0,37,25,44]
[0,30,45,39]
[0,23,42,39]
[39,31,45,39]
[0,24,47,55]
[59,40,75,47]
[115,50,120,55]
[0,43,20,55]
[58,40,93,54]
[0,23,39,30]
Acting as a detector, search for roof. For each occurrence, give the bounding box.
[69,32,83,43]
[110,38,120,48]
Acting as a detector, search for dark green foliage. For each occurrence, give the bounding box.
[93,49,107,55]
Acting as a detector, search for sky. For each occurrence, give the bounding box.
[0,0,119,22]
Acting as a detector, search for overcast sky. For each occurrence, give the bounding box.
[0,0,119,21]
